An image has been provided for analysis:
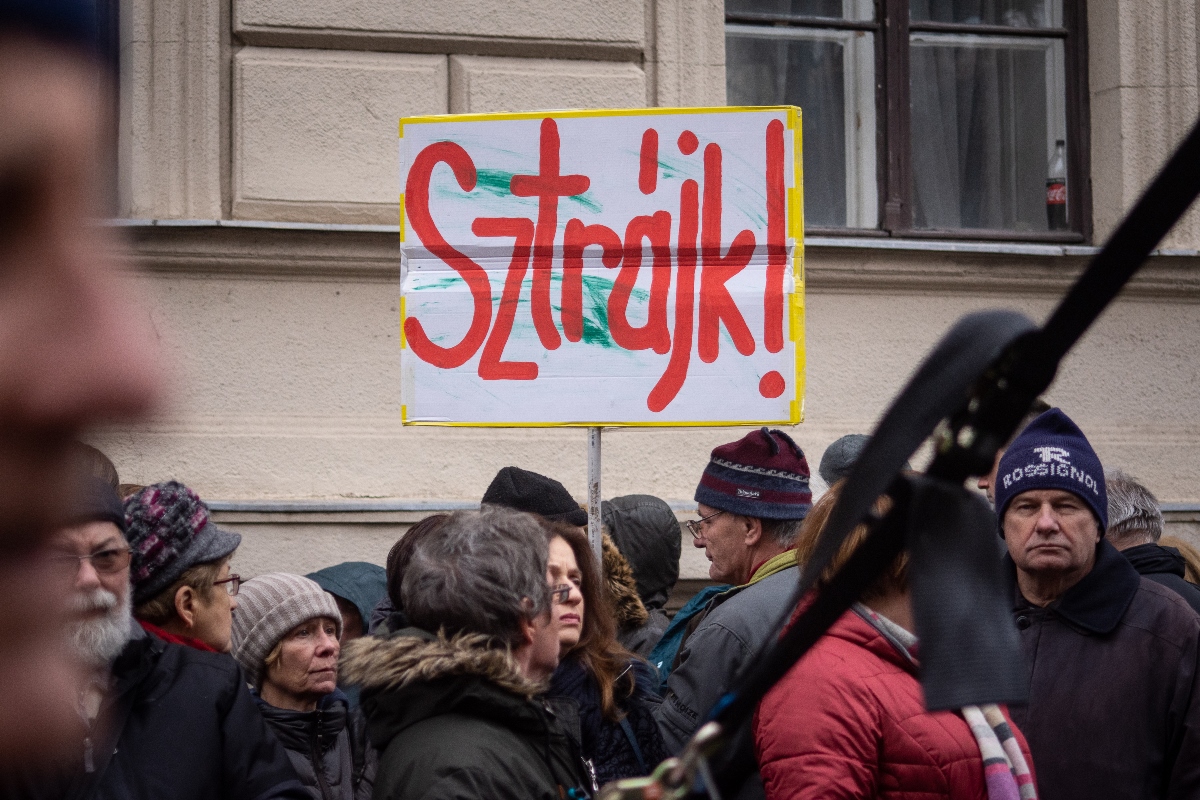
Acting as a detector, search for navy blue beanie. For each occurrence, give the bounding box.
[994,408,1107,532]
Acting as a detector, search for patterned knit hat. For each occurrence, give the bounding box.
[124,481,242,606]
[995,408,1107,531]
[695,428,813,520]
[230,573,342,688]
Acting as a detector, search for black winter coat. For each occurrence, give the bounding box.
[1121,542,1200,615]
[341,628,595,800]
[256,690,376,800]
[1,626,306,800]
[547,654,667,785]
[1007,541,1200,800]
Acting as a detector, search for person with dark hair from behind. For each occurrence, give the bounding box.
[543,521,667,785]
[1106,470,1200,615]
[0,0,163,764]
[341,508,593,800]
[602,495,681,657]
[367,513,448,635]
[2,479,306,799]
[124,481,243,652]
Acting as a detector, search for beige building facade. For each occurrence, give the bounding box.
[101,0,1200,579]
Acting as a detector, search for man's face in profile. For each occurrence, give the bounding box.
[0,33,161,766]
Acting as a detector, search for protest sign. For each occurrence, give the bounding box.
[399,106,804,426]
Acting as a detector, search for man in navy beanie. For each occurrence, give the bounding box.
[997,409,1200,800]
[655,428,812,794]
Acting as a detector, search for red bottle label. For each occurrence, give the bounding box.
[1046,182,1066,204]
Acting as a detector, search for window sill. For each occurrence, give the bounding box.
[805,235,1101,258]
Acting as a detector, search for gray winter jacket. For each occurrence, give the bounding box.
[655,560,800,753]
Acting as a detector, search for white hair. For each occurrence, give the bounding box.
[67,587,133,667]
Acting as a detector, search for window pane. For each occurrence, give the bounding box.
[726,27,877,227]
[727,0,874,22]
[909,34,1066,231]
[910,0,1062,28]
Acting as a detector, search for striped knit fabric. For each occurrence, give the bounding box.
[962,705,1038,800]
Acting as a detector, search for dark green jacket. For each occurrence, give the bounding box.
[340,628,594,800]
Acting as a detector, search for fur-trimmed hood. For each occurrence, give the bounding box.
[602,534,649,632]
[340,627,542,698]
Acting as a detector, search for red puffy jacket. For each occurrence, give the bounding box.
[754,609,1034,800]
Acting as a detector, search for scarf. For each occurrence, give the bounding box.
[138,619,218,652]
[853,604,1037,800]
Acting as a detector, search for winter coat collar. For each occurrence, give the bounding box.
[341,627,559,752]
[254,690,349,754]
[827,608,919,676]
[1005,540,1141,635]
[748,549,798,585]
[1121,542,1188,579]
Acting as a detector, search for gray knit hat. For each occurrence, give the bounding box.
[230,573,342,688]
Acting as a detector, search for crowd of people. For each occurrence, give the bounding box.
[2,414,1198,800]
[4,2,1200,799]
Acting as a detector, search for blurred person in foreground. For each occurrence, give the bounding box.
[232,573,377,800]
[755,483,1036,800]
[3,479,305,799]
[368,513,448,635]
[0,0,162,764]
[543,521,667,785]
[125,481,244,651]
[340,508,594,800]
[997,409,1200,800]
[1105,469,1200,614]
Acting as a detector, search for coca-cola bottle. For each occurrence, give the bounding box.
[1046,139,1067,230]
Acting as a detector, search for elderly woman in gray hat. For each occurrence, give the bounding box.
[232,573,376,800]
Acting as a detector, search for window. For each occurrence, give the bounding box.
[726,0,1089,241]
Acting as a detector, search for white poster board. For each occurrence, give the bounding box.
[399,106,804,426]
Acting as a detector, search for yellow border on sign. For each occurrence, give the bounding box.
[397,105,805,429]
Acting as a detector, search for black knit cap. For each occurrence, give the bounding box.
[66,476,126,533]
[482,466,588,526]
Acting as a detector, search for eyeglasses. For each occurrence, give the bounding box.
[213,574,242,596]
[549,584,572,604]
[685,509,726,539]
[51,546,131,574]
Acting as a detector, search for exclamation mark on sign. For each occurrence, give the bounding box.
[760,118,787,399]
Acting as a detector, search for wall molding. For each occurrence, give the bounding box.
[116,219,1200,298]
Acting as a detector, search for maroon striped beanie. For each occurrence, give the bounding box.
[695,428,813,520]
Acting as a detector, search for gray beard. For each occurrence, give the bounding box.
[68,587,133,668]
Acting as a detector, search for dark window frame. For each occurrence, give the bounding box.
[726,0,1092,243]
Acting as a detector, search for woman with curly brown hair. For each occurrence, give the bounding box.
[541,521,667,786]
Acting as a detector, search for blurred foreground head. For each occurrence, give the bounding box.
[0,0,162,768]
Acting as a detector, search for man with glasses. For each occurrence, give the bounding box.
[124,481,243,653]
[654,428,812,795]
[2,479,307,799]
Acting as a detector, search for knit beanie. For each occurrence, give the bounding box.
[482,466,589,526]
[230,573,342,688]
[124,481,242,606]
[994,408,1107,531]
[695,428,813,520]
